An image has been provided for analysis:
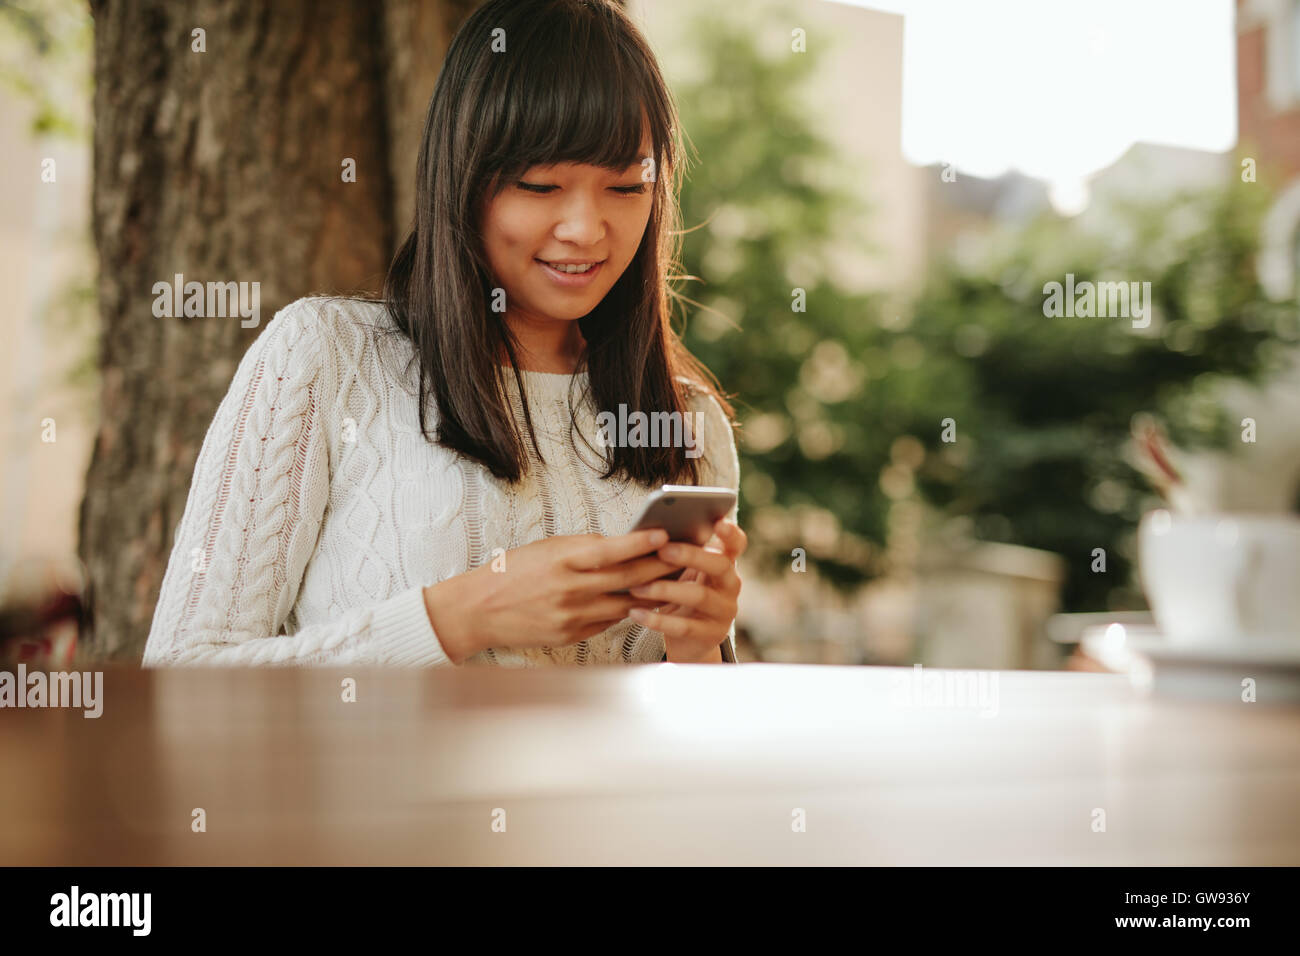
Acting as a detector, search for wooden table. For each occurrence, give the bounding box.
[2,663,1298,865]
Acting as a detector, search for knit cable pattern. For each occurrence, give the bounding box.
[142,296,739,667]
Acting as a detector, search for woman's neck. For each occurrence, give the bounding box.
[499,312,586,374]
[497,343,585,375]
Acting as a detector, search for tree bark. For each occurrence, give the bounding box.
[80,0,479,659]
[381,0,481,231]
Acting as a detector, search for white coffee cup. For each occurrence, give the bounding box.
[1138,511,1300,644]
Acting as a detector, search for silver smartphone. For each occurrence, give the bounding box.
[611,485,737,593]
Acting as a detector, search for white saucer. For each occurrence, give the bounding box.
[1081,624,1300,702]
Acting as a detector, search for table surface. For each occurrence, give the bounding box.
[3,662,1298,865]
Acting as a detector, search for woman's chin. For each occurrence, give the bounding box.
[532,296,600,321]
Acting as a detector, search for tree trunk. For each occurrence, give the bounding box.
[80,0,478,659]
[380,0,482,231]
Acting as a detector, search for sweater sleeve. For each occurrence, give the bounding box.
[142,299,454,668]
[691,386,742,664]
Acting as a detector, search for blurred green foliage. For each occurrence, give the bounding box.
[1,0,98,417]
[672,4,892,590]
[904,182,1296,610]
[673,4,1297,611]
[0,0,92,139]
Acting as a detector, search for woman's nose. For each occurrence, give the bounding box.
[552,193,606,246]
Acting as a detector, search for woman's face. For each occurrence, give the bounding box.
[480,133,656,329]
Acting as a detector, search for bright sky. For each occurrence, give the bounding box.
[842,0,1238,212]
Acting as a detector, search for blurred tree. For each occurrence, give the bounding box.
[903,182,1297,611]
[672,3,892,589]
[671,3,1295,613]
[0,0,90,137]
[80,0,483,659]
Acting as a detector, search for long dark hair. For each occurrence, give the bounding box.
[373,0,734,486]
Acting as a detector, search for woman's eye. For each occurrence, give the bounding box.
[514,181,647,195]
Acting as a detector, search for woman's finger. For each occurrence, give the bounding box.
[629,606,724,643]
[655,540,732,580]
[567,528,669,572]
[712,519,748,559]
[655,566,702,616]
[629,573,726,619]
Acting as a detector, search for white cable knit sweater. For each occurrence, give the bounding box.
[142,296,740,667]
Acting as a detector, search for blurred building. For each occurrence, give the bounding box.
[1238,0,1300,183]
[916,165,1053,271]
[1166,0,1300,514]
[1240,0,1300,297]
[1086,142,1232,206]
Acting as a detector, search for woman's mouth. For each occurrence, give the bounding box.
[536,258,604,286]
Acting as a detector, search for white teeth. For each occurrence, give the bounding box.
[544,261,596,274]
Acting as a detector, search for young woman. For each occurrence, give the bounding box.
[143,0,745,668]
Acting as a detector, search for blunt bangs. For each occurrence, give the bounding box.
[473,1,675,193]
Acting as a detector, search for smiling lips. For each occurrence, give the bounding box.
[535,258,605,285]
[537,259,603,273]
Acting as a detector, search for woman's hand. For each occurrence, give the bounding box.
[423,529,681,663]
[626,519,747,663]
